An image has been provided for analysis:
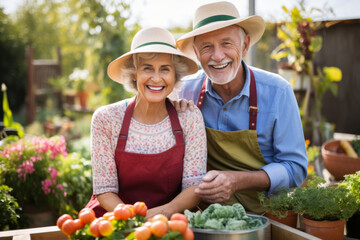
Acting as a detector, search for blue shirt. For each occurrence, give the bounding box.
[179,62,308,194]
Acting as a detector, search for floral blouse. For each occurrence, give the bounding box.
[91,98,207,195]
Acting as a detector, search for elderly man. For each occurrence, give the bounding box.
[176,1,307,214]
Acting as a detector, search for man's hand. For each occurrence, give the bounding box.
[172,99,195,113]
[195,170,237,203]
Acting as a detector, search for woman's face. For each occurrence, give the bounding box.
[136,53,175,104]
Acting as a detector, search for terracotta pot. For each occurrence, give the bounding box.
[321,139,360,180]
[77,91,89,108]
[302,215,345,240]
[265,210,297,228]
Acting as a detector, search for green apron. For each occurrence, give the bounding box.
[197,68,267,214]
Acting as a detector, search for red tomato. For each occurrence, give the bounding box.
[168,220,187,234]
[134,226,151,240]
[150,220,168,237]
[61,219,77,236]
[183,228,194,240]
[98,219,114,236]
[133,202,148,216]
[124,204,136,218]
[114,206,132,220]
[79,209,96,224]
[103,212,114,220]
[151,214,168,224]
[170,213,188,224]
[56,214,73,230]
[89,218,101,237]
[73,219,85,230]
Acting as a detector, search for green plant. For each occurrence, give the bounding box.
[293,176,358,221]
[271,0,341,144]
[1,83,24,139]
[258,187,295,219]
[59,152,92,217]
[0,185,26,230]
[338,171,360,211]
[0,136,67,211]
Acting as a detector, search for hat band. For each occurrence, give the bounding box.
[194,14,237,29]
[135,41,176,50]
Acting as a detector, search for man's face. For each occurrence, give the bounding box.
[193,25,248,85]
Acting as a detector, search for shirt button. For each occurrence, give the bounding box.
[223,108,227,111]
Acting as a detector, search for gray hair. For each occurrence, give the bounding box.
[120,53,190,93]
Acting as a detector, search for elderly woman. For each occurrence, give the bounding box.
[85,27,207,218]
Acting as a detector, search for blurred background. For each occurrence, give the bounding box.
[0,0,359,141]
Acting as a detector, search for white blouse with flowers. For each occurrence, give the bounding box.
[91,98,207,195]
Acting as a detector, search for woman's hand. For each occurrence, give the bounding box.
[172,99,195,113]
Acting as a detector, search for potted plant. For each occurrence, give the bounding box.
[292,176,358,240]
[271,1,342,145]
[338,171,360,239]
[0,136,68,227]
[69,68,90,108]
[258,187,297,228]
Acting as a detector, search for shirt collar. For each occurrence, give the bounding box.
[205,60,251,100]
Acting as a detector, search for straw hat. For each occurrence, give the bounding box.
[107,27,199,83]
[176,1,265,59]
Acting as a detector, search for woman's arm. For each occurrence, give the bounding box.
[146,186,200,219]
[96,192,124,212]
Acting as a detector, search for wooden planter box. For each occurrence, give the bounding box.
[0,220,322,240]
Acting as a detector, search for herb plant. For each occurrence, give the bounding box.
[293,176,358,221]
[258,187,295,219]
[0,185,24,230]
[338,171,360,211]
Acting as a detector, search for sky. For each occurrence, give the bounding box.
[1,0,360,29]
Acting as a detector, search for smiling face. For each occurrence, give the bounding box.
[193,25,249,85]
[135,53,176,104]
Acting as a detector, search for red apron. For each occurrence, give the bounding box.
[86,97,185,217]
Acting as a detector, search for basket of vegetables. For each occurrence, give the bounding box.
[184,203,270,240]
[321,139,360,180]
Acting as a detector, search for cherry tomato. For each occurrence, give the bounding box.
[79,208,96,224]
[114,206,132,220]
[133,202,148,216]
[98,219,114,236]
[170,213,188,224]
[134,226,151,240]
[150,220,168,237]
[56,214,73,230]
[168,220,187,234]
[89,218,101,237]
[61,219,77,236]
[151,214,168,224]
[183,228,194,240]
[183,227,194,240]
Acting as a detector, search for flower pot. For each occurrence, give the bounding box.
[302,215,345,240]
[265,210,297,228]
[77,91,89,108]
[321,139,360,180]
[346,211,360,238]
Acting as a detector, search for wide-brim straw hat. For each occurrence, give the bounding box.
[108,27,199,83]
[176,1,265,60]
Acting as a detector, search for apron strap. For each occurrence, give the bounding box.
[196,68,258,130]
[166,98,185,146]
[248,69,258,130]
[117,97,184,151]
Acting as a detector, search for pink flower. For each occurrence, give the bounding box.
[56,184,64,191]
[41,179,53,195]
[17,160,35,181]
[48,167,58,180]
